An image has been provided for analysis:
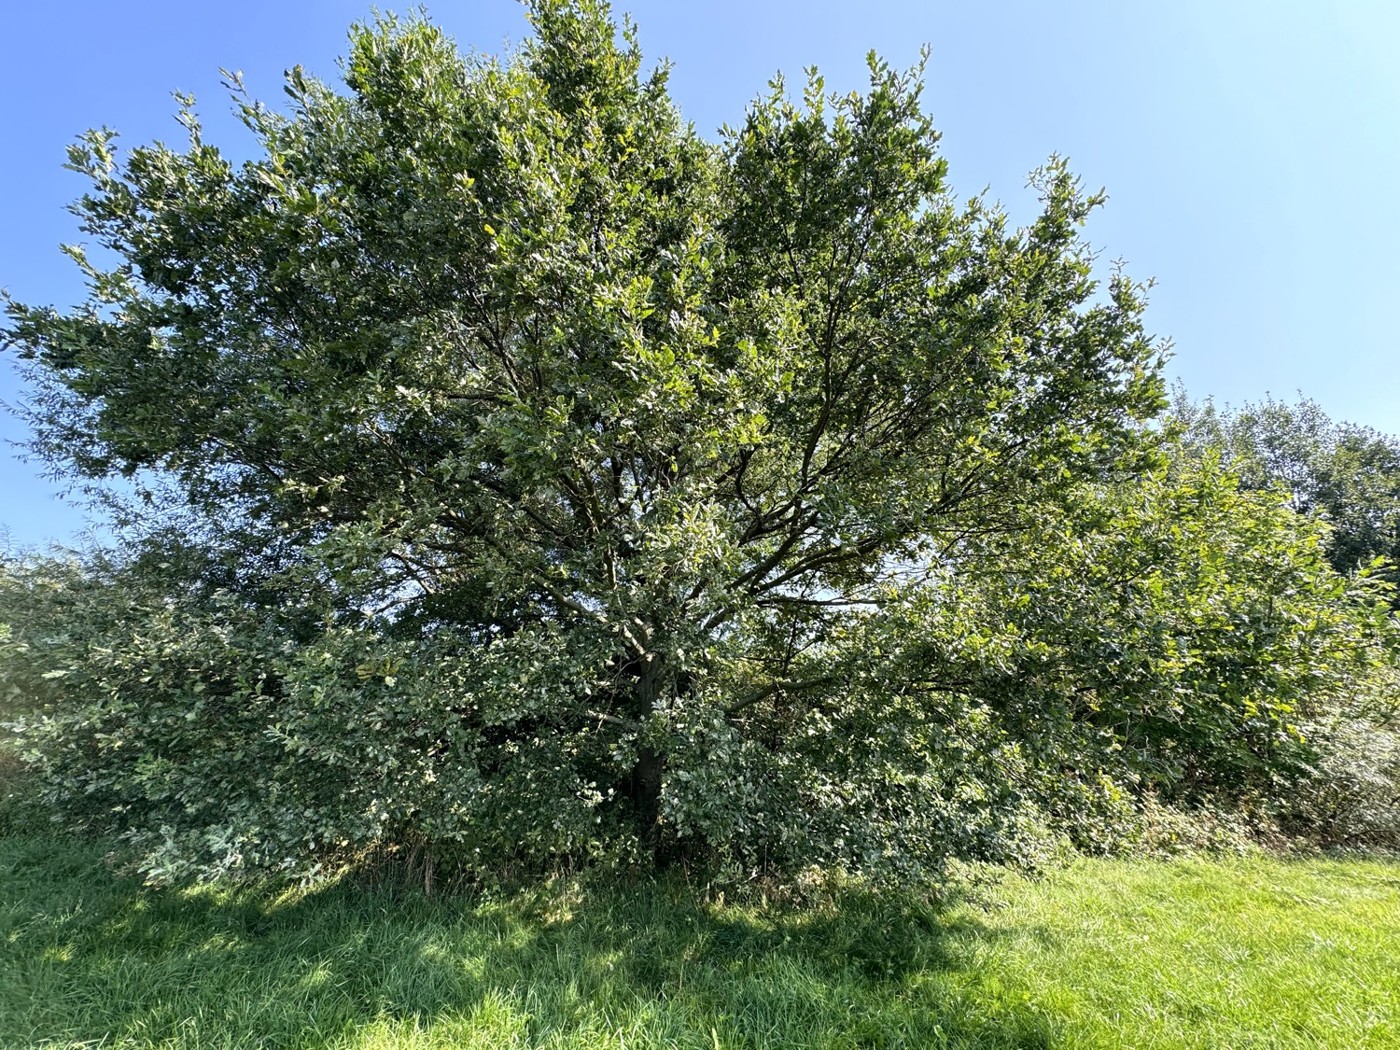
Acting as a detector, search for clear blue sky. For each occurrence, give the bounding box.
[3,0,1398,546]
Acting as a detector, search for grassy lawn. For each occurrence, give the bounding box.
[1,835,1396,1049]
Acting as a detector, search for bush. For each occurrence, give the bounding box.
[1280,717,1400,849]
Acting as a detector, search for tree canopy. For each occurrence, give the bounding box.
[3,2,1391,882]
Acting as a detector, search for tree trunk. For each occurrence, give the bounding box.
[627,652,670,863]
[631,743,664,840]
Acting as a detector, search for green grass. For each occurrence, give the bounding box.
[1,835,1396,1049]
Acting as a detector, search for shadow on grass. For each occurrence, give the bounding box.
[0,834,1056,1049]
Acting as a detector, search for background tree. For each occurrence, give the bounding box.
[1174,391,1400,590]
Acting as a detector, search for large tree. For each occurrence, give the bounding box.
[4,2,1174,877]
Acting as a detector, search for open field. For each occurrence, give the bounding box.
[1,835,1396,1049]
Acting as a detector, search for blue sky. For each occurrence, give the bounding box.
[3,0,1398,546]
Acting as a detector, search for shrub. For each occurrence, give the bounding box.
[1281,717,1400,849]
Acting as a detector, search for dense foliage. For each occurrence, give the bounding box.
[2,2,1395,882]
